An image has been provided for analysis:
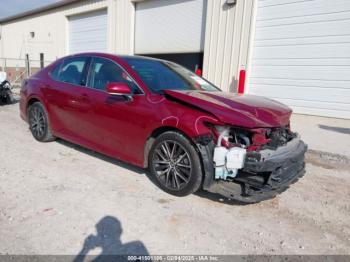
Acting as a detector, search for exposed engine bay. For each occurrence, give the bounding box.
[196,124,307,203]
[212,125,297,179]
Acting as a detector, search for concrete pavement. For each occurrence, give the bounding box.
[291,114,350,157]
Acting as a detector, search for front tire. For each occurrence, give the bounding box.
[148,131,203,197]
[28,102,55,142]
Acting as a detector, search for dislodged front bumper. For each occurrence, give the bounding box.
[199,136,307,203]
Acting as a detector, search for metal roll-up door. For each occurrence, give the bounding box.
[249,0,350,119]
[69,9,107,54]
[135,0,207,54]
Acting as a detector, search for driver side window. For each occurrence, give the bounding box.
[88,57,142,94]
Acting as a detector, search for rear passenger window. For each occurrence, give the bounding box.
[56,57,88,85]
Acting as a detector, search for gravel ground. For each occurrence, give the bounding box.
[0,102,350,255]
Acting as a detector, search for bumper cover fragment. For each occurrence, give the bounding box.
[206,138,307,203]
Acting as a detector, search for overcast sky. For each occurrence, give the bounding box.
[0,0,60,20]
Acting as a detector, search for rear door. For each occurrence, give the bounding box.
[46,56,93,141]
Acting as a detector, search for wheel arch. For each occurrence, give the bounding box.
[143,125,198,168]
[26,97,42,115]
[26,96,56,137]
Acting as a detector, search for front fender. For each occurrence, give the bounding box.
[162,113,221,138]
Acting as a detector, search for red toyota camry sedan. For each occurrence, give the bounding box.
[20,53,307,203]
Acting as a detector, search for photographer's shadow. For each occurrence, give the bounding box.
[74,216,149,262]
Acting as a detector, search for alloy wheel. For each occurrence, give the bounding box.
[152,140,192,190]
[29,106,46,139]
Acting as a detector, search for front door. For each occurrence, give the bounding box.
[81,57,151,164]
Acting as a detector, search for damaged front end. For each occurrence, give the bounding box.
[196,125,307,203]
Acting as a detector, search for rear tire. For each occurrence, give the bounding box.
[148,131,203,197]
[28,102,55,142]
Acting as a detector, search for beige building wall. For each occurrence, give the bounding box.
[0,0,135,67]
[202,0,255,92]
[109,0,135,55]
[0,0,255,92]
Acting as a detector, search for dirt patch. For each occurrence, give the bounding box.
[157,198,173,204]
[306,150,350,171]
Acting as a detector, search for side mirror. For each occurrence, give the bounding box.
[106,82,131,95]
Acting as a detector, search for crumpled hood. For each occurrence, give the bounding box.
[164,90,292,128]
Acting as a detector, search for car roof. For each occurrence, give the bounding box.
[66,52,168,63]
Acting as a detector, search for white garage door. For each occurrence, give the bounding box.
[249,0,350,119]
[135,0,207,54]
[69,9,107,54]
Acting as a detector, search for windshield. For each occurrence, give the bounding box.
[124,57,220,93]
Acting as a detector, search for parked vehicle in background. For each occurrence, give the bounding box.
[19,53,307,203]
[0,72,15,104]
